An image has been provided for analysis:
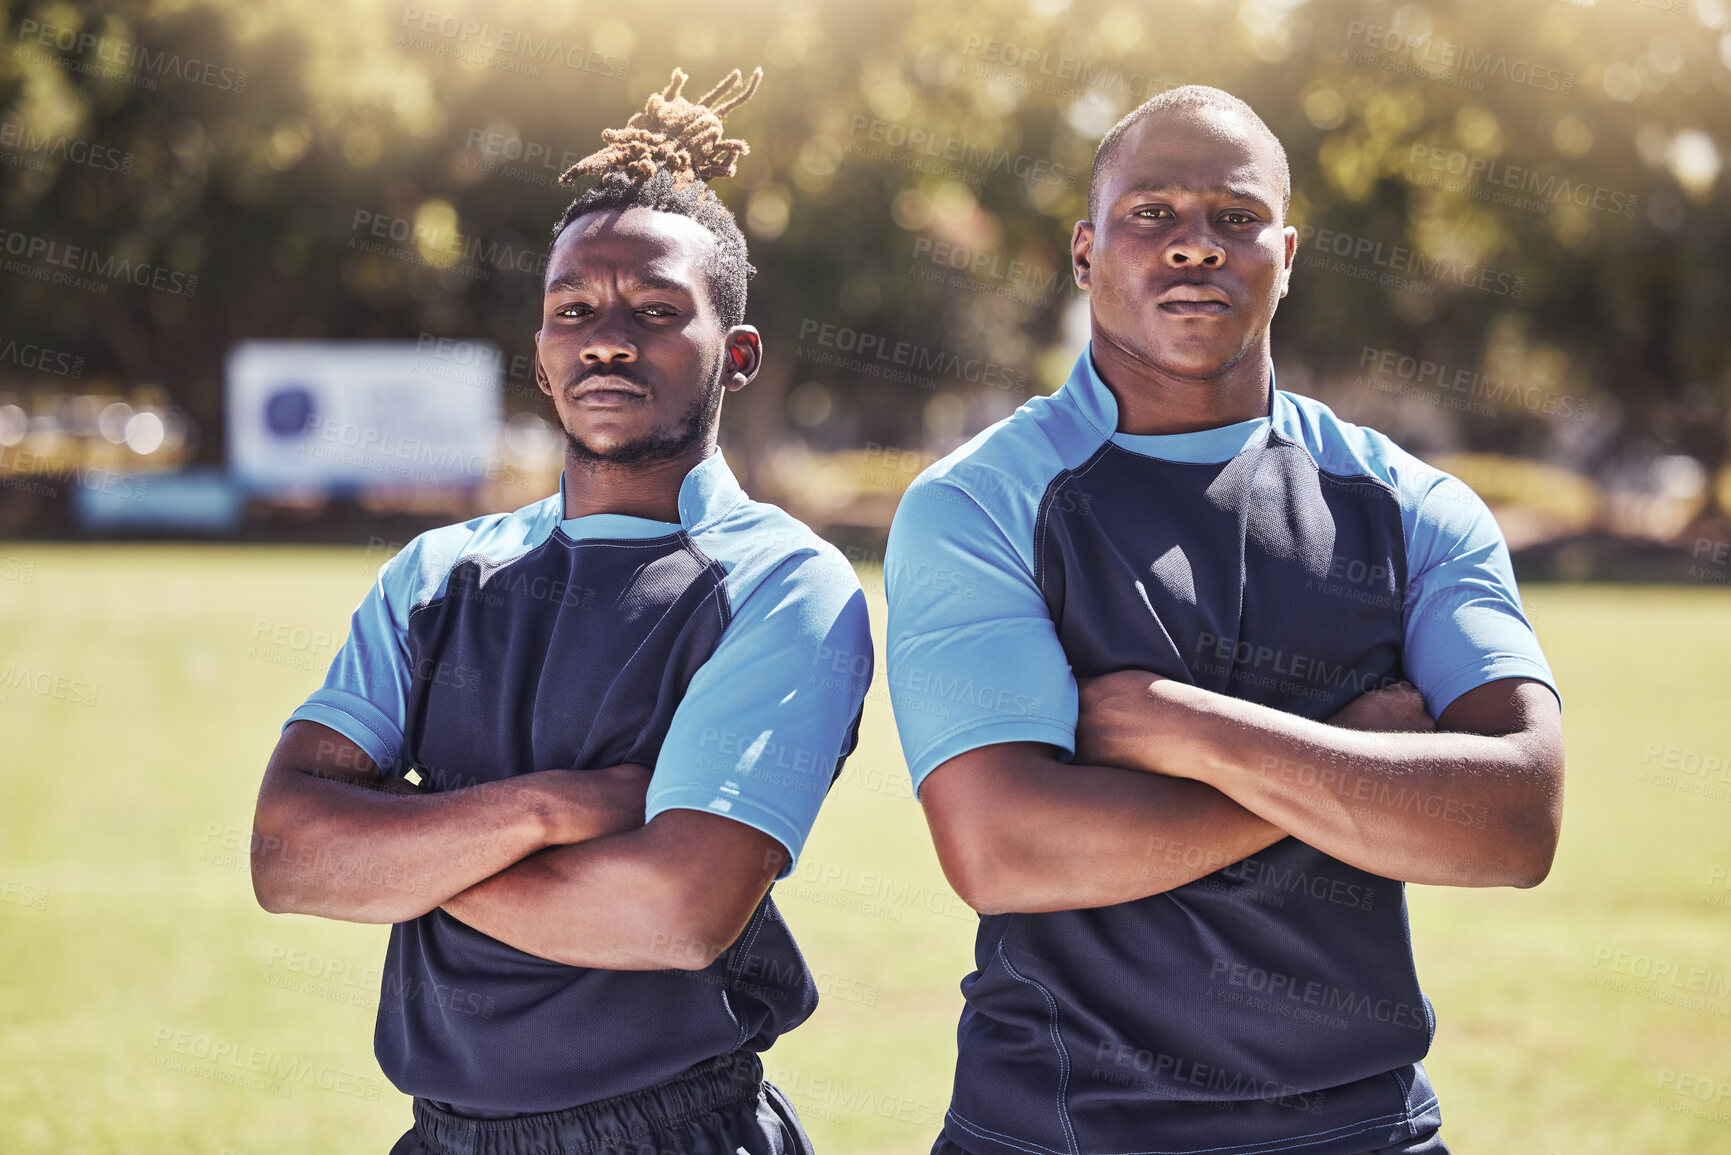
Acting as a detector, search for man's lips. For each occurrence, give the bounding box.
[1156,285,1231,315]
[1158,300,1230,315]
[571,375,648,404]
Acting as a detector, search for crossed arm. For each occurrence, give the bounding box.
[918,674,1564,916]
[249,720,784,970]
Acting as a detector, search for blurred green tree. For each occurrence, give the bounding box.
[0,0,1724,509]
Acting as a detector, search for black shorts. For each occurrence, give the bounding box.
[391,1050,814,1155]
[931,1125,1449,1155]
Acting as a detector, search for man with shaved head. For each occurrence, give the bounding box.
[885,85,1563,1155]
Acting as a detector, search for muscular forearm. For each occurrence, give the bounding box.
[920,743,1287,914]
[252,723,647,925]
[441,838,694,970]
[253,771,566,923]
[1132,681,1561,887]
[439,811,780,970]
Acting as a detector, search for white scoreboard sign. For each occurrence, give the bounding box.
[226,340,505,493]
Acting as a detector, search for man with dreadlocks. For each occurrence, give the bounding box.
[250,67,866,1155]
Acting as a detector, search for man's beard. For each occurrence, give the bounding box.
[563,349,725,467]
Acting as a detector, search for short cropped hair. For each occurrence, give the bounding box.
[1088,85,1291,222]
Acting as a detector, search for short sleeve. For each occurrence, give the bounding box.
[648,551,871,880]
[1401,474,1559,718]
[283,547,421,774]
[885,475,1078,797]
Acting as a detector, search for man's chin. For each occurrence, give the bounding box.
[565,428,702,468]
[1130,330,1254,380]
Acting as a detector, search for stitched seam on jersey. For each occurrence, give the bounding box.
[1267,430,1420,673]
[728,902,768,988]
[1388,1066,1417,1139]
[722,901,768,1047]
[404,526,568,641]
[538,539,693,639]
[1307,462,1409,589]
[677,531,735,632]
[681,482,747,537]
[434,530,567,612]
[996,932,1079,1155]
[1062,374,1115,444]
[566,538,688,554]
[1266,430,1402,501]
[548,527,685,549]
[1101,426,1272,466]
[946,1110,1058,1155]
[1033,443,1111,597]
[1033,473,1066,592]
[947,1105,1420,1155]
[939,919,1058,1155]
[909,717,1076,784]
[298,698,398,762]
[1113,1110,1418,1155]
[1425,658,1555,707]
[1271,429,1427,605]
[1267,430,1418,599]
[404,597,442,635]
[590,541,729,683]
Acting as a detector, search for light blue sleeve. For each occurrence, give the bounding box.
[885,475,1078,797]
[647,550,871,879]
[283,538,442,775]
[1401,473,1559,718]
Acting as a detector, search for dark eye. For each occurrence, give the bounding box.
[1133,206,1171,220]
[555,302,592,317]
[1223,211,1257,224]
[638,304,677,317]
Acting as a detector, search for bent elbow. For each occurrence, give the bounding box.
[657,941,726,971]
[645,895,738,971]
[1507,837,1558,890]
[252,880,289,915]
[251,839,294,914]
[959,890,1016,917]
[933,836,1019,916]
[1497,811,1561,889]
[947,864,1012,916]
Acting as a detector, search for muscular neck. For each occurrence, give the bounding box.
[1089,324,1273,435]
[559,440,715,522]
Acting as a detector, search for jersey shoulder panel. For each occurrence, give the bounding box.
[901,391,1104,568]
[688,493,863,613]
[383,493,562,611]
[1272,390,1467,539]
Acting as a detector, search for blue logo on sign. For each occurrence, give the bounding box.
[264,386,317,438]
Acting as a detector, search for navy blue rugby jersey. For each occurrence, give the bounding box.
[884,348,1556,1155]
[284,449,871,1116]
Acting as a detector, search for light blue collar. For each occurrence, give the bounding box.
[1065,342,1276,464]
[553,448,743,541]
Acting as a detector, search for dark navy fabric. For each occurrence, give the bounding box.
[934,1125,1446,1155]
[287,450,872,1118]
[388,1051,816,1155]
[402,534,728,785]
[886,348,1555,1155]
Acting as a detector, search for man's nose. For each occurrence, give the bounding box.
[1166,231,1225,268]
[581,312,637,363]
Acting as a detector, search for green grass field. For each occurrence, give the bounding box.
[1,545,1728,1154]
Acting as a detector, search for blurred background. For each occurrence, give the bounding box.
[1,0,1729,1152]
[1,0,1728,563]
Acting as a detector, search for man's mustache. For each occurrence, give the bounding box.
[567,364,650,389]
